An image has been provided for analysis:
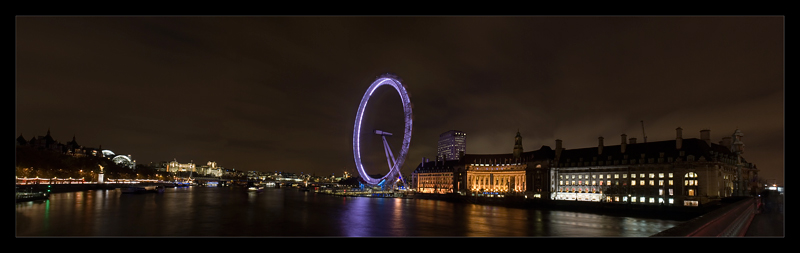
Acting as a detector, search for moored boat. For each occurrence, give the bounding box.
[121,185,162,194]
[16,191,49,202]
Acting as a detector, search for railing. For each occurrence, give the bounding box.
[653,197,758,237]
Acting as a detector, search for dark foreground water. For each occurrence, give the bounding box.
[16,187,684,237]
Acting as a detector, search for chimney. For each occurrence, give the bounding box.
[629,138,637,144]
[700,129,711,146]
[598,136,604,155]
[621,134,627,153]
[676,127,683,150]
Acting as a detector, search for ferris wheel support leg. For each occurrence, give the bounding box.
[382,136,408,189]
[383,136,396,173]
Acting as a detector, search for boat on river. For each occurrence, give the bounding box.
[16,189,49,202]
[121,185,165,194]
[246,182,265,192]
[247,185,265,192]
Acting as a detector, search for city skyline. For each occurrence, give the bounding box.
[16,16,784,185]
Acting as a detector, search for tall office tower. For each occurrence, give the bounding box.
[437,130,467,161]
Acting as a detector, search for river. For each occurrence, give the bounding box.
[16,186,684,237]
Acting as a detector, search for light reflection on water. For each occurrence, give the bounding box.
[16,187,683,237]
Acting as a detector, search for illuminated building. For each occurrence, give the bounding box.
[197,161,223,177]
[413,130,553,196]
[167,159,195,174]
[550,128,759,207]
[437,130,466,161]
[413,127,759,208]
[411,159,459,194]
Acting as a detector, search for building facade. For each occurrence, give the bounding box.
[167,159,195,174]
[550,128,758,207]
[415,130,553,197]
[412,127,759,208]
[437,130,467,161]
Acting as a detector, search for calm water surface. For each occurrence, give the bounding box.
[16,187,683,237]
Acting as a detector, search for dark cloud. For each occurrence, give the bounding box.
[16,16,784,184]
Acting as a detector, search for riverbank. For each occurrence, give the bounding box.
[15,182,178,194]
[410,193,716,221]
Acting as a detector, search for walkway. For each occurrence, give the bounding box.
[745,191,784,237]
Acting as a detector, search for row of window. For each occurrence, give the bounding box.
[471,163,522,167]
[559,179,676,186]
[557,188,696,197]
[559,179,701,187]
[560,172,675,180]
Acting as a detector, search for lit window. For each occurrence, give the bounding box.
[640,180,644,186]
[659,173,664,178]
[669,189,673,196]
[631,197,637,202]
[688,189,695,196]
[631,180,636,186]
[631,174,636,179]
[623,196,628,202]
[669,198,674,204]
[659,180,664,186]
[615,174,619,179]
[640,174,645,178]
[640,197,645,203]
[592,180,596,186]
[659,198,665,204]
[607,180,611,185]
[649,180,654,186]
[659,189,663,195]
[669,180,673,186]
[669,173,673,178]
[649,173,655,178]
[623,174,627,178]
[649,197,654,203]
[592,175,596,179]
[599,175,604,179]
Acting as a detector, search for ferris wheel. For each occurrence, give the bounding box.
[352,73,412,188]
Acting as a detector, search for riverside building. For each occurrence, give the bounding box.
[412,127,759,207]
[551,128,758,207]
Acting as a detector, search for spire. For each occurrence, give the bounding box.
[513,131,524,158]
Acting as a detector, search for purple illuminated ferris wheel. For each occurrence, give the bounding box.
[353,73,411,189]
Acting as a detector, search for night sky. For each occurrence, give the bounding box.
[15,16,784,185]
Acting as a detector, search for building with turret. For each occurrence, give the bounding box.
[414,130,554,196]
[412,127,759,207]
